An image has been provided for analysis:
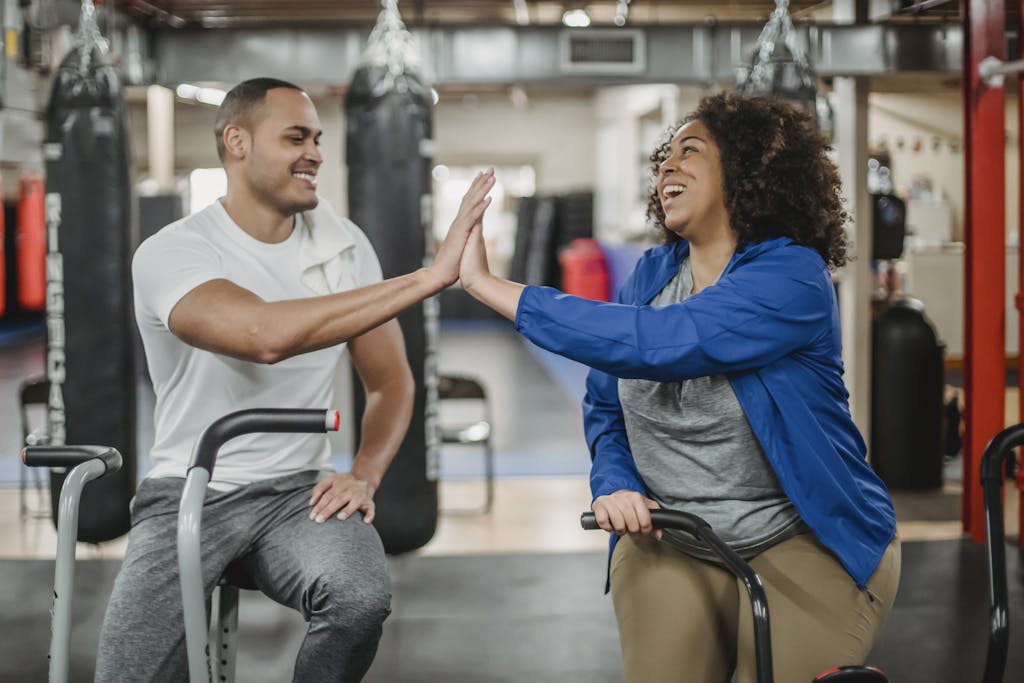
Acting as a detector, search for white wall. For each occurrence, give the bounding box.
[867,91,1020,244]
[432,91,596,195]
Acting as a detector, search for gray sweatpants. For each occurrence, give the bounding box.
[94,471,391,683]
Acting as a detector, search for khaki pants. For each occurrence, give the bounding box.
[609,531,901,683]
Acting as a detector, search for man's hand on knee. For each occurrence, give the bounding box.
[309,473,376,524]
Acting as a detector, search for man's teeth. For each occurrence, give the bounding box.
[294,172,317,184]
[663,184,685,197]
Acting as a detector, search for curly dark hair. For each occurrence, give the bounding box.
[646,91,849,269]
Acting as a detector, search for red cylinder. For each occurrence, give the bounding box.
[558,238,610,301]
[17,174,46,311]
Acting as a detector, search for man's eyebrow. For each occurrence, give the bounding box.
[284,125,321,137]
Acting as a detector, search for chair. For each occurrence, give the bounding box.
[18,376,50,519]
[438,374,494,514]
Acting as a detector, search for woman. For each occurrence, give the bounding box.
[457,92,900,683]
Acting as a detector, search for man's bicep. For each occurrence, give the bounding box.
[167,279,266,357]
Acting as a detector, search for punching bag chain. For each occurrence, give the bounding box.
[74,0,108,74]
[737,0,818,118]
[362,0,424,95]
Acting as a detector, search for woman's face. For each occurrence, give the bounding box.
[656,119,730,243]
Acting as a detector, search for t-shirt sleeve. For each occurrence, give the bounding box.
[348,224,384,286]
[132,230,224,328]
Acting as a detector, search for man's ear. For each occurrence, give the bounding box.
[223,124,250,160]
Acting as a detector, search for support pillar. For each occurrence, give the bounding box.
[834,0,872,441]
[836,77,872,442]
[963,0,1006,543]
[1017,0,1024,549]
[146,85,175,192]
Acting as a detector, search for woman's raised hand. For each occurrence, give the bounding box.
[430,168,494,288]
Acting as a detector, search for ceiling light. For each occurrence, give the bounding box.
[562,9,591,28]
[195,87,226,106]
[175,84,226,106]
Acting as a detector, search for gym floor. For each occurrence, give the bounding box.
[1,322,1022,681]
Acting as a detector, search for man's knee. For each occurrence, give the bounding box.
[305,570,391,631]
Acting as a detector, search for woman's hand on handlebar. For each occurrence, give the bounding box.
[592,491,662,540]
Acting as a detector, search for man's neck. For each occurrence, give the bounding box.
[221,190,296,244]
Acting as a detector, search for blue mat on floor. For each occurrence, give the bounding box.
[0,447,592,489]
[0,318,44,347]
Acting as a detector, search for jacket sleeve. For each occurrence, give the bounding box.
[515,251,831,383]
[580,266,647,501]
[583,367,647,500]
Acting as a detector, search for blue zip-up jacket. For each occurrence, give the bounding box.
[514,237,896,588]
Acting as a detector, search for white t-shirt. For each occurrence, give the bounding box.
[133,199,383,489]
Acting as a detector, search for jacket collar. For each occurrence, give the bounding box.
[639,237,794,303]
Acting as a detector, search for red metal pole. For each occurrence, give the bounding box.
[1018,0,1024,549]
[964,0,1006,544]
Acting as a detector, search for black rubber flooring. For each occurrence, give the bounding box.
[2,539,1022,682]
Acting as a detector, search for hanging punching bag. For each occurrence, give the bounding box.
[345,3,438,553]
[43,34,136,543]
[16,174,46,311]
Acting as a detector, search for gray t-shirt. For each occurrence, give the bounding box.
[617,258,806,562]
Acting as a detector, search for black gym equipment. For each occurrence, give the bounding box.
[345,3,438,554]
[979,423,1024,683]
[581,455,1018,683]
[580,509,887,682]
[43,5,136,543]
[871,298,945,490]
[21,445,123,683]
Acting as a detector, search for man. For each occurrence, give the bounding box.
[94,77,494,681]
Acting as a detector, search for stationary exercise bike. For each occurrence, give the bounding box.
[177,408,341,683]
[580,509,887,682]
[579,423,1019,683]
[21,444,123,683]
[23,408,337,683]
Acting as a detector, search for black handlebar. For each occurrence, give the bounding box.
[188,408,340,476]
[22,445,122,474]
[581,509,711,536]
[580,509,773,683]
[980,423,1023,683]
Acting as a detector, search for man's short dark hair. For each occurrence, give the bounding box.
[214,77,305,162]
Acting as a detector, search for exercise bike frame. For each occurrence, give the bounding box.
[177,408,340,683]
[980,423,1023,683]
[22,445,122,683]
[581,509,776,682]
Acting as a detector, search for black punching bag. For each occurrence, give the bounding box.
[870,298,944,490]
[346,62,438,552]
[43,43,136,542]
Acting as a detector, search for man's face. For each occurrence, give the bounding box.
[241,88,323,215]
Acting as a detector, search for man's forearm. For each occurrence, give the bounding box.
[350,378,414,489]
[262,268,443,363]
